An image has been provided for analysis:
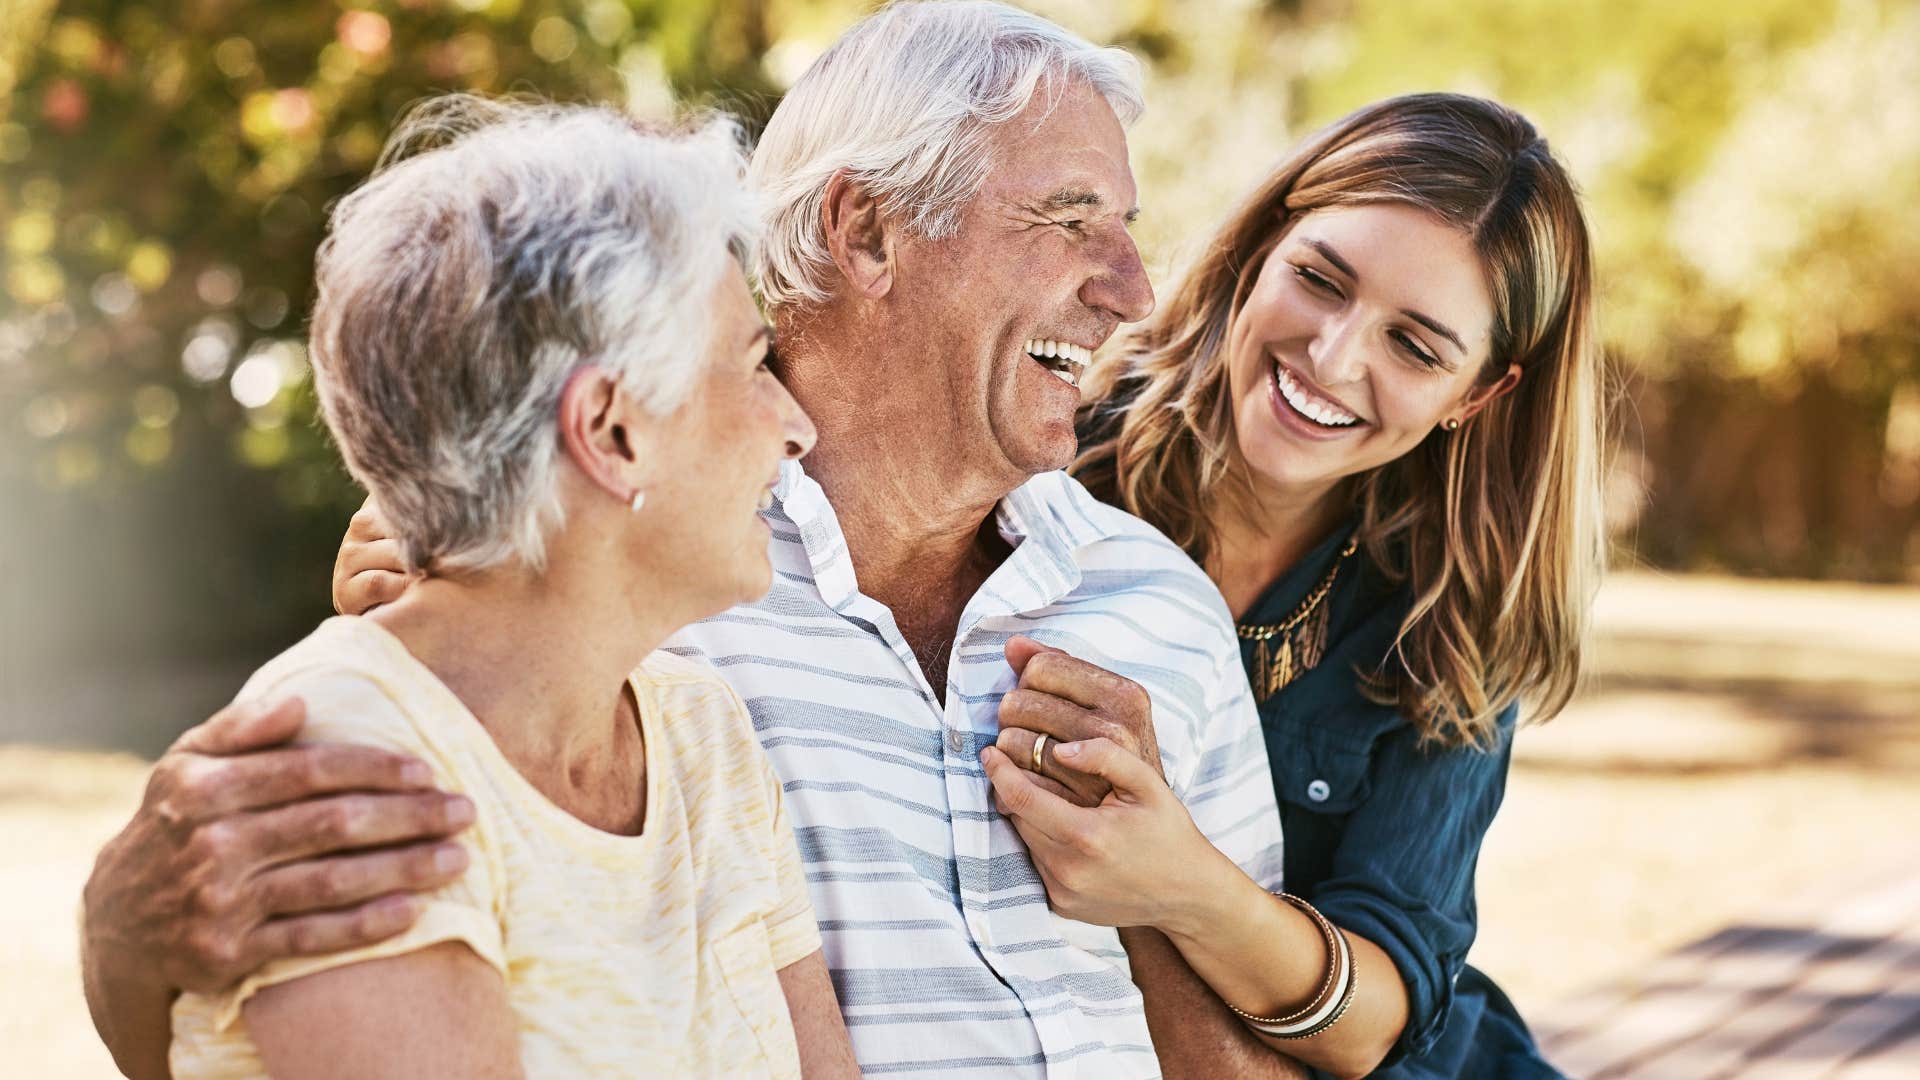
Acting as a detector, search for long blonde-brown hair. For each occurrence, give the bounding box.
[1074,93,1605,748]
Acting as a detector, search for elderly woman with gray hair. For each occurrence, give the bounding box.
[159,97,856,1079]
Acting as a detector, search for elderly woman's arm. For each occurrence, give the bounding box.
[245,942,521,1079]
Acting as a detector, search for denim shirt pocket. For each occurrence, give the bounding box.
[1268,717,1375,816]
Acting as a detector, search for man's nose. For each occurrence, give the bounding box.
[1081,227,1155,325]
[779,386,817,460]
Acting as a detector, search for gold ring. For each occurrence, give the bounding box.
[1031,733,1049,774]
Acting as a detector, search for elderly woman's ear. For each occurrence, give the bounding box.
[556,366,652,509]
[820,173,895,300]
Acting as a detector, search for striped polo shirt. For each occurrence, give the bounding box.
[667,462,1286,1078]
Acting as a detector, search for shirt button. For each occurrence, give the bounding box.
[948,727,967,753]
[1306,779,1331,803]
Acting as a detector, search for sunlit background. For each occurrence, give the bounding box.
[3,1,1918,1075]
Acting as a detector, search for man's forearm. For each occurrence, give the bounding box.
[81,927,176,1080]
[1121,926,1309,1080]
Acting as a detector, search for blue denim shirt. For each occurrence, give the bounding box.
[1243,525,1557,1078]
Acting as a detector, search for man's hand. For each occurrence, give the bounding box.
[81,693,477,1076]
[994,635,1161,807]
[332,497,413,616]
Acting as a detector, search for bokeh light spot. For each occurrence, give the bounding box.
[214,37,257,79]
[532,17,579,63]
[230,353,284,408]
[126,241,174,291]
[236,424,291,469]
[196,264,243,307]
[24,395,70,438]
[132,384,180,428]
[6,259,65,305]
[7,211,55,256]
[337,11,392,57]
[125,425,173,467]
[90,272,138,316]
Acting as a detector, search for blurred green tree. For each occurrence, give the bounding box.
[1,0,1916,751]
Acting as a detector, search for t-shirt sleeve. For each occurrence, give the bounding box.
[731,682,820,970]
[185,665,506,1033]
[1174,646,1288,893]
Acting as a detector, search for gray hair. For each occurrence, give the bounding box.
[751,0,1145,308]
[309,95,757,575]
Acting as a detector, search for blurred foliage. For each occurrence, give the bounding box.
[1,0,1918,722]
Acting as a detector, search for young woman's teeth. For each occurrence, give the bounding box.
[1276,365,1360,427]
[1025,338,1091,387]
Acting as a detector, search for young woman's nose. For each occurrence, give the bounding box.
[1306,311,1366,387]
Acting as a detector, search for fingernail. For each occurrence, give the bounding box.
[402,761,432,786]
[1056,743,1080,759]
[445,796,475,826]
[433,843,467,873]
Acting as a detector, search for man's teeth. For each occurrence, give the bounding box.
[1275,365,1360,427]
[1025,338,1091,387]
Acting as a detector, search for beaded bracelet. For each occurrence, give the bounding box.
[1224,893,1341,1028]
[1260,928,1358,1040]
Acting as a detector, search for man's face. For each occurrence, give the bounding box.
[885,79,1154,483]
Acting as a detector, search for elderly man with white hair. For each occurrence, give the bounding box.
[81,4,1299,1077]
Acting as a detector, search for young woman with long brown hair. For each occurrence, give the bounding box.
[981,92,1604,1078]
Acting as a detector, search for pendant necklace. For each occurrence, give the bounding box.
[1237,539,1358,703]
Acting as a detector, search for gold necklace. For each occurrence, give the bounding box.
[1236,539,1358,703]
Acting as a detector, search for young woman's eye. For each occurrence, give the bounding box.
[1293,265,1341,297]
[1391,330,1440,369]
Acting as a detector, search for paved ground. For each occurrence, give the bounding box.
[5,571,1918,1076]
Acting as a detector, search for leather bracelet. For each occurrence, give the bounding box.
[1243,924,1352,1038]
[1224,892,1340,1027]
[1264,927,1359,1040]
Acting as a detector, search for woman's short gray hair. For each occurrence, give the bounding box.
[751,0,1145,307]
[309,95,757,575]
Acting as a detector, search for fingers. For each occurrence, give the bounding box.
[980,745,1081,841]
[179,742,441,823]
[240,790,476,868]
[336,569,411,617]
[248,893,425,963]
[1004,635,1062,677]
[1016,648,1149,715]
[994,726,1111,808]
[998,687,1101,742]
[254,841,469,917]
[335,500,410,615]
[345,496,393,542]
[174,696,308,757]
[1052,737,1166,803]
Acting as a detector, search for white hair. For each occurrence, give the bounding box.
[309,95,758,575]
[751,0,1146,308]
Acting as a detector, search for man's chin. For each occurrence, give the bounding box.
[1004,429,1080,479]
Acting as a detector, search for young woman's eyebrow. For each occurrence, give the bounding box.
[1305,237,1467,354]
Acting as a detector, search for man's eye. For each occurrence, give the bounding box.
[1058,219,1086,233]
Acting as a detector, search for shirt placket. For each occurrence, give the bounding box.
[952,512,1091,1076]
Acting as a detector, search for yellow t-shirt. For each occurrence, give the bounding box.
[169,617,820,1078]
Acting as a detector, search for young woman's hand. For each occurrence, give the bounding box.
[980,736,1234,931]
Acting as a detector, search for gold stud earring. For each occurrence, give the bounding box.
[1443,417,1462,432]
[629,490,646,513]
